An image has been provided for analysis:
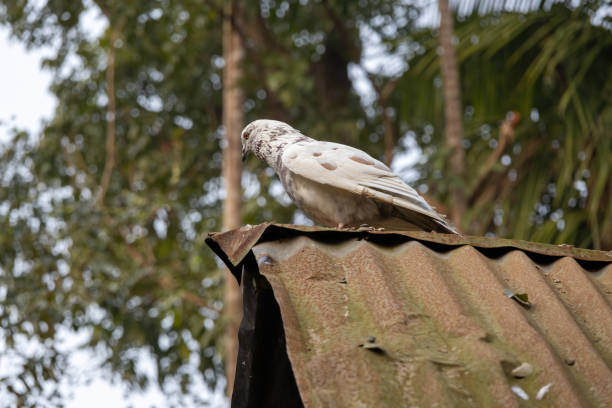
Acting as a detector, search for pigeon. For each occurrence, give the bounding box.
[240,119,457,233]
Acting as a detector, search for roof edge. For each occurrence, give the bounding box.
[205,223,612,268]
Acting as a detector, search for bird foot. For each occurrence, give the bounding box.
[335,224,383,231]
[359,224,377,230]
[336,224,359,231]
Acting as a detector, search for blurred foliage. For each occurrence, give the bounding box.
[399,0,612,248]
[1,1,229,406]
[0,0,610,406]
[0,0,415,406]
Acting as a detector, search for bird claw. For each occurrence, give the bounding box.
[358,224,377,231]
[333,224,383,232]
[336,224,360,231]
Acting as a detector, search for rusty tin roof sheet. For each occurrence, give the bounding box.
[207,224,612,407]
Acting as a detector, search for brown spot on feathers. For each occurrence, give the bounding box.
[350,156,375,165]
[313,152,322,157]
[320,162,337,171]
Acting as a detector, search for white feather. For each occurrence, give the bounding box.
[281,141,454,231]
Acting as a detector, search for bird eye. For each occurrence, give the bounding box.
[244,131,250,140]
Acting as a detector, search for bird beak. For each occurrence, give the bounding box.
[241,147,247,162]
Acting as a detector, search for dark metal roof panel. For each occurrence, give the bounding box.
[206,224,612,407]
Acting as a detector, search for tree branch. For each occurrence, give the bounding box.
[469,112,520,204]
[96,17,125,206]
[365,72,400,165]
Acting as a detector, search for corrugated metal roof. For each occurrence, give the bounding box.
[207,224,612,408]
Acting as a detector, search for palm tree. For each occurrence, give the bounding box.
[398,0,612,249]
[438,0,467,226]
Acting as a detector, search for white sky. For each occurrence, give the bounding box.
[0,28,55,140]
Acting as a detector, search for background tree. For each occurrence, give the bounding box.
[398,0,612,249]
[1,1,229,406]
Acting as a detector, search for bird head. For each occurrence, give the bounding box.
[240,119,297,162]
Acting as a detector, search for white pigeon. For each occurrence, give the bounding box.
[241,119,457,233]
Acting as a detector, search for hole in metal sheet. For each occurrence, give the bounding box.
[258,255,275,265]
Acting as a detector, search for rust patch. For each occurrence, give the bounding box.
[350,155,375,165]
[320,162,337,171]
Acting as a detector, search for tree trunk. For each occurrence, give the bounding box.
[382,105,394,166]
[438,0,466,226]
[221,0,244,397]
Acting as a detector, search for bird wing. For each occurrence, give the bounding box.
[281,140,456,233]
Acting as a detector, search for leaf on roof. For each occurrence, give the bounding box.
[359,336,387,355]
[503,288,532,309]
